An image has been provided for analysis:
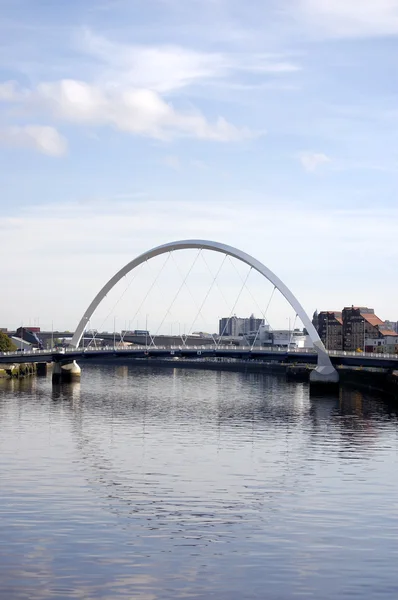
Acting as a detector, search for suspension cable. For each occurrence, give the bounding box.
[186,253,228,347]
[250,285,276,350]
[217,267,252,348]
[151,249,203,346]
[126,253,173,348]
[84,263,144,349]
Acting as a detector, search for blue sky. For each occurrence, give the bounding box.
[1,0,398,331]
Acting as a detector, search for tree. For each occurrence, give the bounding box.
[0,332,17,352]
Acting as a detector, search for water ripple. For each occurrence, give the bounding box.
[1,366,398,599]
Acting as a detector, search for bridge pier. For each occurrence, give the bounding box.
[37,362,48,377]
[309,342,340,394]
[309,365,340,394]
[52,360,81,384]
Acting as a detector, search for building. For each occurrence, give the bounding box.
[314,305,397,354]
[317,311,343,350]
[15,327,43,349]
[244,324,272,346]
[10,337,33,351]
[365,330,398,353]
[244,325,312,349]
[383,320,398,333]
[342,306,384,352]
[219,314,264,337]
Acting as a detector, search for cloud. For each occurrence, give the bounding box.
[0,125,67,156]
[0,81,21,101]
[80,28,300,93]
[296,0,398,37]
[298,151,331,172]
[0,28,302,146]
[0,78,255,141]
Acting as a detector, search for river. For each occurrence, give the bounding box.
[1,365,398,599]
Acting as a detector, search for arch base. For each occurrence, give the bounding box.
[310,365,340,395]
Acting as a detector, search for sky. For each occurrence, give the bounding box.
[1,0,398,332]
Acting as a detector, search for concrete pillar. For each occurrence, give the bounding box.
[52,360,81,384]
[309,365,340,395]
[37,362,48,377]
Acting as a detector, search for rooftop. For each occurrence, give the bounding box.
[378,329,398,337]
[360,312,384,326]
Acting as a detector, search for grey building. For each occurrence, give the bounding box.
[219,314,264,337]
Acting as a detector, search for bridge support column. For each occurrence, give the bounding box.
[52,360,81,384]
[37,362,48,377]
[310,344,339,394]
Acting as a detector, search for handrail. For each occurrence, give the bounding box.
[1,344,398,361]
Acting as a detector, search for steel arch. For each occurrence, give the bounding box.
[70,239,335,374]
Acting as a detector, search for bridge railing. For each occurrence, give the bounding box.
[1,345,398,361]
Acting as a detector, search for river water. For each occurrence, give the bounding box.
[1,365,398,599]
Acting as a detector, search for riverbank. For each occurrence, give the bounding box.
[0,363,38,378]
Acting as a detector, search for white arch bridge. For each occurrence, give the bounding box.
[66,239,338,386]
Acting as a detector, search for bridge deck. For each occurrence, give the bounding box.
[1,346,398,369]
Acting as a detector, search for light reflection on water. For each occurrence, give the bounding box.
[1,365,398,599]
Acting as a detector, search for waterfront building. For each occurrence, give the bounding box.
[317,311,343,351]
[365,330,398,353]
[342,306,384,352]
[243,325,312,349]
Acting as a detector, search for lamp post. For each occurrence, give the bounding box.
[113,316,117,350]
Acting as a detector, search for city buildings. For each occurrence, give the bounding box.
[365,331,398,353]
[314,305,398,354]
[218,314,264,337]
[243,324,312,349]
[315,311,343,351]
[342,306,383,352]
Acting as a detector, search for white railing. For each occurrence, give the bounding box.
[1,345,398,361]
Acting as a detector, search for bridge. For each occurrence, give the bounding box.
[3,239,393,391]
[1,345,398,370]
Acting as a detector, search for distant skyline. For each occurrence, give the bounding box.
[1,0,398,331]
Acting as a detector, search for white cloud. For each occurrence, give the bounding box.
[297,0,398,37]
[298,151,331,172]
[0,78,255,141]
[0,125,67,156]
[80,29,300,93]
[0,80,21,101]
[0,28,301,146]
